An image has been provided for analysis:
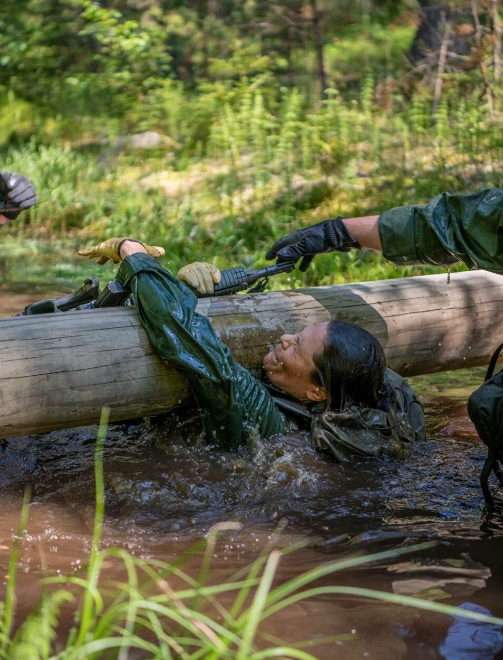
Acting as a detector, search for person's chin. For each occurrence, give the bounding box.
[264,359,279,382]
[263,351,276,370]
[266,372,280,387]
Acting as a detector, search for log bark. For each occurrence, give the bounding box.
[1,270,503,439]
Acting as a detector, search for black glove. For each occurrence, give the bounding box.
[0,171,37,220]
[265,216,361,272]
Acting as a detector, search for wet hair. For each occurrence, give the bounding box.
[311,320,394,412]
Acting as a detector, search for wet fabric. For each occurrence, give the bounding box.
[378,188,503,272]
[468,370,503,449]
[439,602,503,660]
[117,254,423,456]
[310,369,425,460]
[117,254,286,450]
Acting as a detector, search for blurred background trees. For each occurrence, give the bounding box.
[1,1,503,289]
[3,0,501,126]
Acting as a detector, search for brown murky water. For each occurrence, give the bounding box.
[2,291,503,659]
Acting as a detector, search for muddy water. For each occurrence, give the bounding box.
[2,292,503,659]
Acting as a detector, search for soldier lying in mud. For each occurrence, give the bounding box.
[79,237,425,460]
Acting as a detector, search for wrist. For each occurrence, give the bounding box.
[326,216,362,251]
[119,239,148,259]
[343,215,382,251]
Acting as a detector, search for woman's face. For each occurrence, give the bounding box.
[263,322,329,402]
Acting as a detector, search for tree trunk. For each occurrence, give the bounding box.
[310,0,327,101]
[492,0,502,82]
[471,0,495,115]
[1,270,503,440]
[409,1,471,66]
[286,24,295,87]
[432,16,450,114]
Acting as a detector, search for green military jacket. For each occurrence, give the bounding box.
[379,188,503,272]
[117,254,424,455]
[117,254,286,450]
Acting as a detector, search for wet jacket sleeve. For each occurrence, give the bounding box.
[117,254,285,449]
[378,189,503,273]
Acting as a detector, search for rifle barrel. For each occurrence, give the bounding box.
[245,261,296,285]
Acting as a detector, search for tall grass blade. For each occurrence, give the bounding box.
[193,522,243,612]
[0,487,31,654]
[261,586,503,627]
[236,550,281,660]
[74,406,110,648]
[263,541,436,611]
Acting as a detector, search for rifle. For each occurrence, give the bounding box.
[15,261,296,315]
[0,206,22,214]
[0,203,23,222]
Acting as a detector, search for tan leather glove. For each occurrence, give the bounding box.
[78,237,165,265]
[177,262,221,295]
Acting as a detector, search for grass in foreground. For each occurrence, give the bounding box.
[0,408,501,659]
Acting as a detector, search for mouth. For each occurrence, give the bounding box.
[264,347,279,370]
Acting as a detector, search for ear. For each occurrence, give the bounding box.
[306,385,326,402]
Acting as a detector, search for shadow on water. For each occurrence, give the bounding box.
[2,293,503,657]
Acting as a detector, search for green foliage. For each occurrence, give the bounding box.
[0,0,170,118]
[0,0,418,123]
[77,0,172,97]
[9,591,73,660]
[325,23,415,87]
[7,72,503,289]
[2,0,503,289]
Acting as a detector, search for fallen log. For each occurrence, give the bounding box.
[1,270,502,439]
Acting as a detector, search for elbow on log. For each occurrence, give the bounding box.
[0,270,501,439]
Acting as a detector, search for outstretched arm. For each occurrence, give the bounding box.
[79,238,285,448]
[119,244,284,447]
[377,189,503,271]
[266,188,503,273]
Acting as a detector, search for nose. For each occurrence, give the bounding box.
[279,333,295,349]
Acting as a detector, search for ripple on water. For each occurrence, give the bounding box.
[0,402,492,541]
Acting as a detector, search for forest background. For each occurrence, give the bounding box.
[1,0,503,290]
